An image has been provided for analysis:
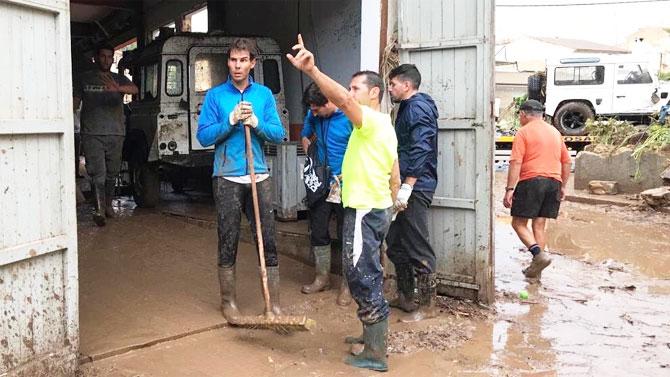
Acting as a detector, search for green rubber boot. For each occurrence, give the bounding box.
[345,318,388,372]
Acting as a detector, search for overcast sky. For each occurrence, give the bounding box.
[496,0,670,46]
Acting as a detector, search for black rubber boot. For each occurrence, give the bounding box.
[389,263,417,313]
[301,245,332,294]
[92,182,106,227]
[267,266,282,315]
[345,318,388,372]
[400,273,437,323]
[218,265,241,323]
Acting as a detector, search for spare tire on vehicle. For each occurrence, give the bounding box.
[552,102,594,136]
[527,74,544,102]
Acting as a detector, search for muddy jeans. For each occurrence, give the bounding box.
[342,207,392,325]
[386,191,436,275]
[81,135,124,186]
[213,177,278,268]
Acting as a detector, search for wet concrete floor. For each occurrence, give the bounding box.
[77,179,670,376]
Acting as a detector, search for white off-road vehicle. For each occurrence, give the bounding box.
[528,56,670,135]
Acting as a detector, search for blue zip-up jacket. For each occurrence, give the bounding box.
[300,109,352,176]
[197,77,286,177]
[396,92,439,192]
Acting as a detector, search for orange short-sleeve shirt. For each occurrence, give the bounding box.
[510,119,571,182]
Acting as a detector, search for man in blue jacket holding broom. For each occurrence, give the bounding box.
[196,38,286,323]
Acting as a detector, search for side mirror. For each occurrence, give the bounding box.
[651,88,660,104]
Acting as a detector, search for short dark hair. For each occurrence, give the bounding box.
[519,99,545,116]
[352,70,384,102]
[303,82,328,107]
[229,38,257,60]
[388,64,421,89]
[95,44,115,56]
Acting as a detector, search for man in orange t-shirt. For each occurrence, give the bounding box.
[503,100,572,279]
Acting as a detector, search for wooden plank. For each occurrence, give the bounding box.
[0,120,65,135]
[0,236,69,266]
[398,38,486,51]
[432,197,476,210]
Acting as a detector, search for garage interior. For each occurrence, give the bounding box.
[70,0,377,362]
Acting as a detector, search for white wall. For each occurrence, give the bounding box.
[221,0,362,126]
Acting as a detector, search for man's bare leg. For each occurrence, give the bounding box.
[511,217,536,247]
[531,217,547,250]
[512,216,551,278]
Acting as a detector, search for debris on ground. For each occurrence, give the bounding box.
[436,296,495,320]
[588,180,619,195]
[387,320,473,354]
[640,186,670,208]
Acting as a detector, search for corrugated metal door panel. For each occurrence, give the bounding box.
[398,0,494,303]
[0,0,78,375]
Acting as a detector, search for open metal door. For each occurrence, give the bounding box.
[397,0,495,303]
[0,0,79,374]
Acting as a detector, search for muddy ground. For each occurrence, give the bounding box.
[75,174,670,376]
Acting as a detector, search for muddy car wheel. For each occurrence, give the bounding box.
[130,161,160,208]
[553,102,593,136]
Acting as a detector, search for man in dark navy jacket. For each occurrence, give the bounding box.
[385,64,439,323]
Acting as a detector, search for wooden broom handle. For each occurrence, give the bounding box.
[244,124,273,316]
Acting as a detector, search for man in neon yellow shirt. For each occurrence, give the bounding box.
[288,35,400,372]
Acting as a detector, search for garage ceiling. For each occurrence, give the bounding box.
[70,0,141,52]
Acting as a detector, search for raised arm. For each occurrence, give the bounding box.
[286,34,363,127]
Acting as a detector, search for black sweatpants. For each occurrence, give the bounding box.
[213,177,278,268]
[308,196,344,247]
[386,191,436,275]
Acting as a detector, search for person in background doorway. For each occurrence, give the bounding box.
[300,82,354,306]
[503,99,571,279]
[73,44,138,226]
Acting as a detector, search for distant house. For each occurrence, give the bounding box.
[496,36,629,72]
[623,27,670,72]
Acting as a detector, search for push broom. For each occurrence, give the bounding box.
[229,120,316,333]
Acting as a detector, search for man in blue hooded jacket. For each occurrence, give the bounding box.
[300,82,353,306]
[385,64,440,323]
[196,38,286,323]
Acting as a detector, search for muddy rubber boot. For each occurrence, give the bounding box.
[266,266,282,315]
[218,265,241,323]
[345,318,388,372]
[92,183,106,227]
[337,277,352,306]
[523,251,552,278]
[104,179,116,218]
[302,245,332,294]
[344,324,364,345]
[400,273,437,323]
[389,263,418,313]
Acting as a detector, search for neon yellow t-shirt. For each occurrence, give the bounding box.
[341,106,398,209]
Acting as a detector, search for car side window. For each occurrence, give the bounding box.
[554,66,604,86]
[616,64,653,85]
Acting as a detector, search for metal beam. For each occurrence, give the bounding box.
[70,0,140,11]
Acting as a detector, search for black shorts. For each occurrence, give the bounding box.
[511,177,561,219]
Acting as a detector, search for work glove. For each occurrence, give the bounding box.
[229,101,253,125]
[394,183,413,210]
[243,113,259,128]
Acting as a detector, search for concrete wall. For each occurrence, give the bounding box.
[575,148,670,193]
[219,0,362,127]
